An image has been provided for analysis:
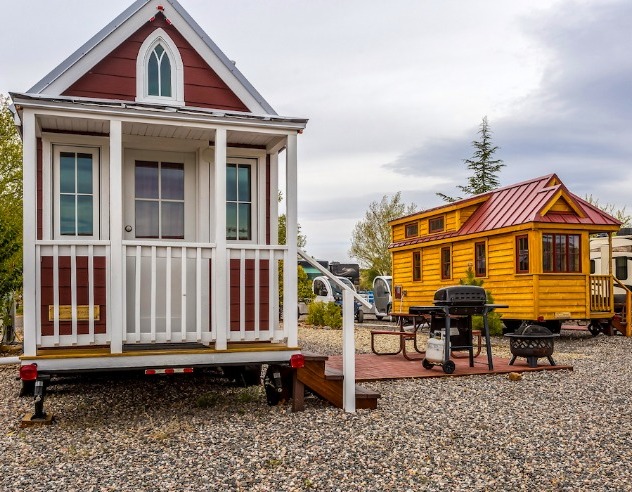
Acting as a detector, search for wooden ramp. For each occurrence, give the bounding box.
[325,353,573,382]
[296,354,380,410]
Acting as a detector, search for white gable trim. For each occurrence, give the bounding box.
[28,0,275,115]
[135,28,184,105]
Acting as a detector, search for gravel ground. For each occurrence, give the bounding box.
[0,322,631,491]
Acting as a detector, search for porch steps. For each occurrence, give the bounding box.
[296,354,380,410]
[611,315,630,336]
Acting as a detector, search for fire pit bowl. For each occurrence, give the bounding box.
[505,324,558,368]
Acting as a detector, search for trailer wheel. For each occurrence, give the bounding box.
[442,360,456,374]
[588,321,602,337]
[376,315,383,321]
[422,358,433,370]
[356,310,364,323]
[222,364,262,386]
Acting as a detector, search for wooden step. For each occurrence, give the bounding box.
[296,355,380,410]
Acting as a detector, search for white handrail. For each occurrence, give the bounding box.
[298,247,361,412]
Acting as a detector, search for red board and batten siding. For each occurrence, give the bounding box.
[210,260,271,332]
[62,13,249,112]
[40,256,108,336]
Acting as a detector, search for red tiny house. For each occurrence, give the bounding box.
[12,0,307,411]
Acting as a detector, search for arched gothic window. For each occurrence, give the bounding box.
[136,29,184,104]
[147,43,172,97]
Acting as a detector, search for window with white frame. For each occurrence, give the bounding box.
[136,28,184,104]
[134,161,185,239]
[54,146,100,238]
[226,160,257,241]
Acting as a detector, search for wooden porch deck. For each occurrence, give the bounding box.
[325,353,572,382]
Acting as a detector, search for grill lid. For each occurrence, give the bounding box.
[433,285,487,306]
[514,324,555,337]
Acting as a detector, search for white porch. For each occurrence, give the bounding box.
[18,96,307,356]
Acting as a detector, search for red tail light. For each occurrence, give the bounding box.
[537,315,545,322]
[20,364,38,381]
[290,354,305,369]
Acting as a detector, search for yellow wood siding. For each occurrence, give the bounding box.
[392,229,596,322]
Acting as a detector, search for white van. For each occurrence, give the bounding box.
[299,276,364,322]
[372,276,393,320]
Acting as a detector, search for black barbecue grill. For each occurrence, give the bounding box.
[410,286,507,373]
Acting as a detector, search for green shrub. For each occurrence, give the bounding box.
[307,301,342,329]
[472,312,503,336]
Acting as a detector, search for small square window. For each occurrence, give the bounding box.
[405,222,419,238]
[429,216,445,233]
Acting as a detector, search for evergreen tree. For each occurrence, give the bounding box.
[437,116,504,202]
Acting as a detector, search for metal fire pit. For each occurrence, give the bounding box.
[505,324,558,368]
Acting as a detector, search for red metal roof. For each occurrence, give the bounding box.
[390,174,621,249]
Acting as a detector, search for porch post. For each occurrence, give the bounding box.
[109,120,124,354]
[22,110,37,357]
[269,151,281,336]
[214,128,228,350]
[284,134,298,347]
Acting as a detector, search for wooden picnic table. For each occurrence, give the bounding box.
[369,312,429,361]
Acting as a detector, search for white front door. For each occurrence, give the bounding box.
[123,150,205,344]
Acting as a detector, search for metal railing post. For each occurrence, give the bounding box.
[342,289,356,413]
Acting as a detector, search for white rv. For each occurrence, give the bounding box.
[590,231,632,307]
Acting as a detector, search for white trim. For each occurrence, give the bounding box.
[22,110,38,357]
[136,28,185,105]
[15,100,305,133]
[283,134,298,345]
[23,348,300,372]
[109,120,124,354]
[213,129,228,350]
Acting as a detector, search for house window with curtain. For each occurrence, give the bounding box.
[412,250,422,281]
[542,233,581,273]
[516,235,529,273]
[441,246,451,280]
[475,241,487,277]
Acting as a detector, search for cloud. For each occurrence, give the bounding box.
[383,0,632,209]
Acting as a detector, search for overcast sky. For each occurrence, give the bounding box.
[1,0,630,263]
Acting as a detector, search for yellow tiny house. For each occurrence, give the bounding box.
[389,174,629,334]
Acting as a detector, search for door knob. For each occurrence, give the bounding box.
[125,225,132,232]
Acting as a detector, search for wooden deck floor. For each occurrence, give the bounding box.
[325,353,572,382]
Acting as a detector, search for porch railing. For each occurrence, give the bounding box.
[590,274,612,313]
[37,240,290,348]
[36,240,111,347]
[122,241,215,344]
